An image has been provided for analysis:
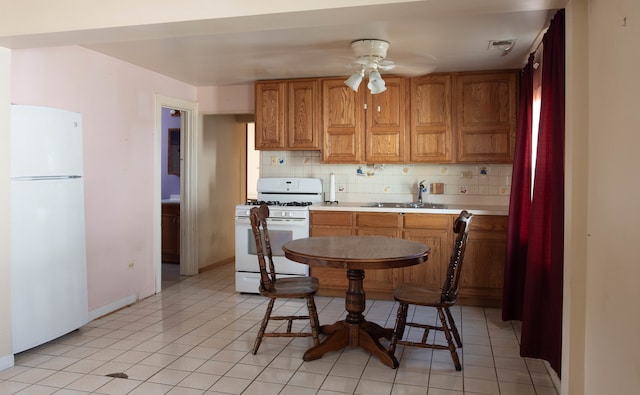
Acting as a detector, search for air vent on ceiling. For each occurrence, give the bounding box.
[488,39,516,55]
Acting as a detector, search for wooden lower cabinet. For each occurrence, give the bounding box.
[402,214,452,290]
[354,213,402,298]
[458,215,507,306]
[161,203,180,263]
[309,211,352,297]
[309,210,506,307]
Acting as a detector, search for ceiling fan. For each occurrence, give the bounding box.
[344,39,394,94]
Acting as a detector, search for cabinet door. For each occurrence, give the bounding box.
[310,211,352,294]
[401,214,451,289]
[455,71,517,162]
[365,77,408,163]
[354,213,401,293]
[459,215,507,306]
[321,78,364,163]
[410,74,453,162]
[161,204,180,263]
[288,79,320,149]
[255,81,286,149]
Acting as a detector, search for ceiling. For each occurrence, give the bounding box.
[1,1,565,87]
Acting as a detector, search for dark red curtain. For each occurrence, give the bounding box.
[502,9,565,376]
[502,53,534,320]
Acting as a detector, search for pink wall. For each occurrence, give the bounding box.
[11,46,196,310]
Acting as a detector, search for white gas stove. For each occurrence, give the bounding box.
[234,177,323,293]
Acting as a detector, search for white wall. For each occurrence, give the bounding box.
[0,47,14,370]
[11,46,196,312]
[582,0,640,393]
[563,1,588,394]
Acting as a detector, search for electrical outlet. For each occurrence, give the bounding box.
[270,156,277,166]
[460,170,473,179]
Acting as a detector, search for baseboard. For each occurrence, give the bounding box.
[88,293,138,321]
[0,354,15,371]
[544,360,561,393]
[199,257,234,273]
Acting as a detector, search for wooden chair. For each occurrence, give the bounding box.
[389,210,473,371]
[249,204,321,354]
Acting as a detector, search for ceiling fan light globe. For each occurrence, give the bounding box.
[368,82,387,94]
[368,77,386,94]
[344,73,363,92]
[368,70,382,82]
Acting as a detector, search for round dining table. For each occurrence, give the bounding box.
[282,235,431,368]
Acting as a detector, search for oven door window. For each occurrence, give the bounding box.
[247,229,291,257]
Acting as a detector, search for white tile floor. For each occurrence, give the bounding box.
[0,263,558,394]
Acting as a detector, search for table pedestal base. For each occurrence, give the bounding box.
[302,320,398,368]
[302,269,399,368]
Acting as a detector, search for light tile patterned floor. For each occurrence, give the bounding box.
[0,263,558,394]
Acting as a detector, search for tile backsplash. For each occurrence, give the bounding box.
[260,151,512,206]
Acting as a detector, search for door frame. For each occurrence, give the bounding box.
[155,95,199,293]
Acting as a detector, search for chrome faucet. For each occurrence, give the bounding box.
[417,180,426,203]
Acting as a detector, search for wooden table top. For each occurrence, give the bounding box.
[282,236,431,270]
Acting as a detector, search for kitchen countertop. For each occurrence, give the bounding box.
[310,202,508,216]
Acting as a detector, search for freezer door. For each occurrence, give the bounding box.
[11,105,83,177]
[11,177,88,353]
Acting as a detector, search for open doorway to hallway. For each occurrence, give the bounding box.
[155,94,199,293]
[160,107,185,288]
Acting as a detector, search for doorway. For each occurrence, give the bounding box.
[155,95,199,293]
[160,107,182,288]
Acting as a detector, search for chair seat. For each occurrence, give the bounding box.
[393,283,455,307]
[260,276,319,298]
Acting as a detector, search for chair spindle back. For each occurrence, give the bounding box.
[249,205,277,292]
[440,210,473,303]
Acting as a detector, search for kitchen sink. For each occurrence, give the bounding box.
[361,202,448,209]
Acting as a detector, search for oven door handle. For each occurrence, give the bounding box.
[266,217,306,223]
[235,217,307,226]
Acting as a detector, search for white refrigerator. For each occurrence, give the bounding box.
[10,105,89,354]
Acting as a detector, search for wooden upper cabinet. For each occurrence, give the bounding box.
[454,71,517,162]
[410,74,453,163]
[321,78,364,163]
[255,79,320,150]
[288,79,320,149]
[321,76,407,163]
[255,81,286,149]
[365,76,408,163]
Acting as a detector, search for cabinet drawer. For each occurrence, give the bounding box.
[311,211,353,227]
[403,213,450,230]
[355,212,400,228]
[469,215,508,231]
